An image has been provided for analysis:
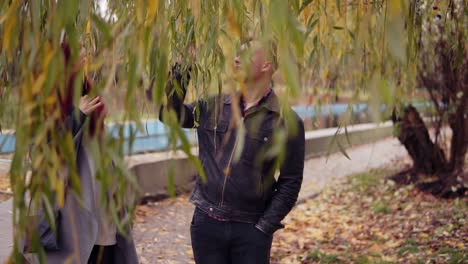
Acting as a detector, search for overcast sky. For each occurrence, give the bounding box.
[97,0,108,17]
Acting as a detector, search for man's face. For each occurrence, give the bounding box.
[234,41,272,83]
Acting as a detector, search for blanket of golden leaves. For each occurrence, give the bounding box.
[271,169,467,264]
[2,164,466,263]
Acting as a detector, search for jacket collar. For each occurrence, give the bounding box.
[223,90,280,113]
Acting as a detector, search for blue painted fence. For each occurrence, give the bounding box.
[0,102,431,155]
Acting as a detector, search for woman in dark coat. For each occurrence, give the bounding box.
[23,43,138,264]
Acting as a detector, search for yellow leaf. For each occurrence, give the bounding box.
[135,0,144,25]
[191,0,201,22]
[86,19,91,34]
[297,237,305,249]
[33,154,44,170]
[302,5,311,20]
[56,177,65,208]
[418,233,429,239]
[368,244,384,253]
[2,1,20,59]
[337,50,342,60]
[321,66,329,81]
[145,0,159,26]
[32,73,46,94]
[226,9,241,38]
[388,0,402,17]
[45,95,57,111]
[43,48,55,70]
[385,239,401,248]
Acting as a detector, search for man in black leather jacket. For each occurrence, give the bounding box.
[158,40,305,264]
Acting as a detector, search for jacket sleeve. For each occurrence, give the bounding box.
[159,63,198,128]
[255,115,305,235]
[63,108,87,137]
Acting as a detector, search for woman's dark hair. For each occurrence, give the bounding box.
[58,42,104,136]
[57,42,75,117]
[81,76,105,137]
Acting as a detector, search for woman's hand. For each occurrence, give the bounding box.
[79,95,103,115]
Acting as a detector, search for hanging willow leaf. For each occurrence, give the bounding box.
[145,0,160,26]
[1,1,20,59]
[299,0,315,14]
[91,14,112,46]
[344,123,351,146]
[348,29,355,40]
[337,139,351,160]
[41,193,57,234]
[336,0,341,15]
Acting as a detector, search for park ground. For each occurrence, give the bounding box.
[132,167,467,264]
[0,139,466,264]
[269,168,467,263]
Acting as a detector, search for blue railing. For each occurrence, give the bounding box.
[0,134,15,154]
[0,102,433,155]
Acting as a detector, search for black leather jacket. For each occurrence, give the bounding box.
[160,64,305,235]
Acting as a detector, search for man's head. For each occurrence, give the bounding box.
[234,39,277,84]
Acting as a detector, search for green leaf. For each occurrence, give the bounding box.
[91,14,112,46]
[57,0,80,26]
[348,29,355,40]
[41,193,57,233]
[305,18,319,39]
[326,126,351,161]
[336,0,341,15]
[325,126,341,163]
[344,124,351,146]
[337,138,351,160]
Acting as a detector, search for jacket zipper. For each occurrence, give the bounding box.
[219,117,244,207]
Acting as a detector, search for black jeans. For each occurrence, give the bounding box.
[190,207,273,264]
[87,245,115,264]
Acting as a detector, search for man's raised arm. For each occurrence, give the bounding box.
[158,63,197,128]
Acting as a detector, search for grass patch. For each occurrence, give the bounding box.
[436,248,468,264]
[306,250,342,263]
[350,173,378,190]
[371,200,390,214]
[349,170,382,191]
[397,239,419,256]
[354,256,396,264]
[453,198,468,211]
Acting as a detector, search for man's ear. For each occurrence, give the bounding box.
[261,62,273,73]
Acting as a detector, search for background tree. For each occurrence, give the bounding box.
[392,0,467,197]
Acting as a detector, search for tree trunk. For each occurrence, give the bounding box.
[393,105,447,176]
[443,93,468,195]
[391,105,466,197]
[448,93,467,174]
